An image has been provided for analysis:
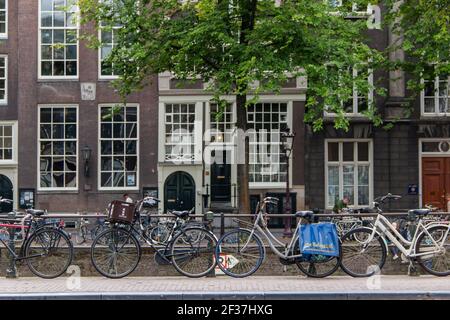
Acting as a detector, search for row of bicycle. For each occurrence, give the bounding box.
[0,194,449,279]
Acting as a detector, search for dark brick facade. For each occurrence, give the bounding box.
[13,0,159,212]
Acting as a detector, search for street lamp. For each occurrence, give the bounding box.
[281,128,295,237]
[82,145,92,178]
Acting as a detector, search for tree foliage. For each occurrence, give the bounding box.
[78,0,383,131]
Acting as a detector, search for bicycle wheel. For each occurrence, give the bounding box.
[149,225,171,244]
[170,227,217,278]
[293,240,340,278]
[215,228,265,278]
[25,228,73,279]
[91,227,141,279]
[415,225,450,276]
[340,228,386,277]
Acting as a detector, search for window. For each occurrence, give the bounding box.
[39,106,78,190]
[99,27,121,78]
[422,74,450,115]
[326,66,373,116]
[0,123,13,161]
[164,103,196,162]
[248,103,288,184]
[326,140,372,208]
[99,104,139,189]
[0,0,7,38]
[0,55,7,104]
[209,104,235,144]
[328,0,369,14]
[39,0,78,78]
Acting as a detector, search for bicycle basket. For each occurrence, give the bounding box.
[108,200,136,224]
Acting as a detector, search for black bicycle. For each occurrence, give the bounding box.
[90,197,217,278]
[0,198,73,279]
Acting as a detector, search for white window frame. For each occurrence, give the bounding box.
[98,103,140,191]
[0,0,8,39]
[0,55,8,105]
[37,104,79,191]
[38,0,79,80]
[328,0,371,16]
[421,76,450,116]
[0,121,17,164]
[325,67,374,117]
[98,26,121,80]
[248,101,293,189]
[325,139,373,209]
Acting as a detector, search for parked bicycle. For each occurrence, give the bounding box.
[339,193,450,277]
[90,197,217,278]
[75,211,108,245]
[148,208,205,246]
[0,198,73,278]
[215,197,341,278]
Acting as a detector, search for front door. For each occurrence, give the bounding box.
[164,171,195,212]
[422,158,450,210]
[211,150,231,201]
[0,174,13,213]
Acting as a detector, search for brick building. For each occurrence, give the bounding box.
[0,0,159,213]
[304,3,450,212]
[0,1,448,217]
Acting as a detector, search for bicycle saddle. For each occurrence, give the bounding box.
[26,209,46,216]
[295,211,315,220]
[172,210,190,218]
[408,209,431,216]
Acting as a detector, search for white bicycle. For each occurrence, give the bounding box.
[339,193,450,277]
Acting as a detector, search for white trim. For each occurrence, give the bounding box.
[0,55,8,105]
[159,94,306,103]
[0,120,17,165]
[324,139,373,209]
[38,0,79,80]
[97,27,120,80]
[0,0,8,39]
[37,104,79,191]
[420,76,450,116]
[97,103,140,191]
[418,138,450,208]
[324,67,374,118]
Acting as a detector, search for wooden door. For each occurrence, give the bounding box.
[422,158,445,209]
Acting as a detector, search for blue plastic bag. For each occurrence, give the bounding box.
[299,223,340,257]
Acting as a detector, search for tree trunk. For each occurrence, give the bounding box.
[236,94,250,215]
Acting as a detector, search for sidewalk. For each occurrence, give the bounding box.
[0,276,449,299]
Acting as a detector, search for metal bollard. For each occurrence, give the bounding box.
[204,211,216,278]
[6,211,17,278]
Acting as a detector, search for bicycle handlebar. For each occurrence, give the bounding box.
[374,193,402,203]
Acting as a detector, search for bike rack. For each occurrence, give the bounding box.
[0,211,448,279]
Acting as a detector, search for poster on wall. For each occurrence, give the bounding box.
[143,187,158,199]
[19,189,35,209]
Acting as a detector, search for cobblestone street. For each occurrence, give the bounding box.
[0,276,449,299]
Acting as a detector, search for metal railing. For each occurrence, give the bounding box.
[0,210,449,278]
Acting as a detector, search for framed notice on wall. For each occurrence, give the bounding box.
[19,188,35,209]
[143,187,158,199]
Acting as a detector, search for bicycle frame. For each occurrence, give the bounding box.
[240,204,303,260]
[364,213,450,259]
[0,218,55,261]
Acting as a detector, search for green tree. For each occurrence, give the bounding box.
[383,0,449,98]
[77,0,382,214]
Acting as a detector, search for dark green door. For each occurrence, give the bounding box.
[211,150,231,201]
[164,171,195,212]
[0,175,13,213]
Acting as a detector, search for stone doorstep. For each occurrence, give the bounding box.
[0,246,416,278]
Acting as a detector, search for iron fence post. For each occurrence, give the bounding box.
[6,211,17,278]
[204,211,216,278]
